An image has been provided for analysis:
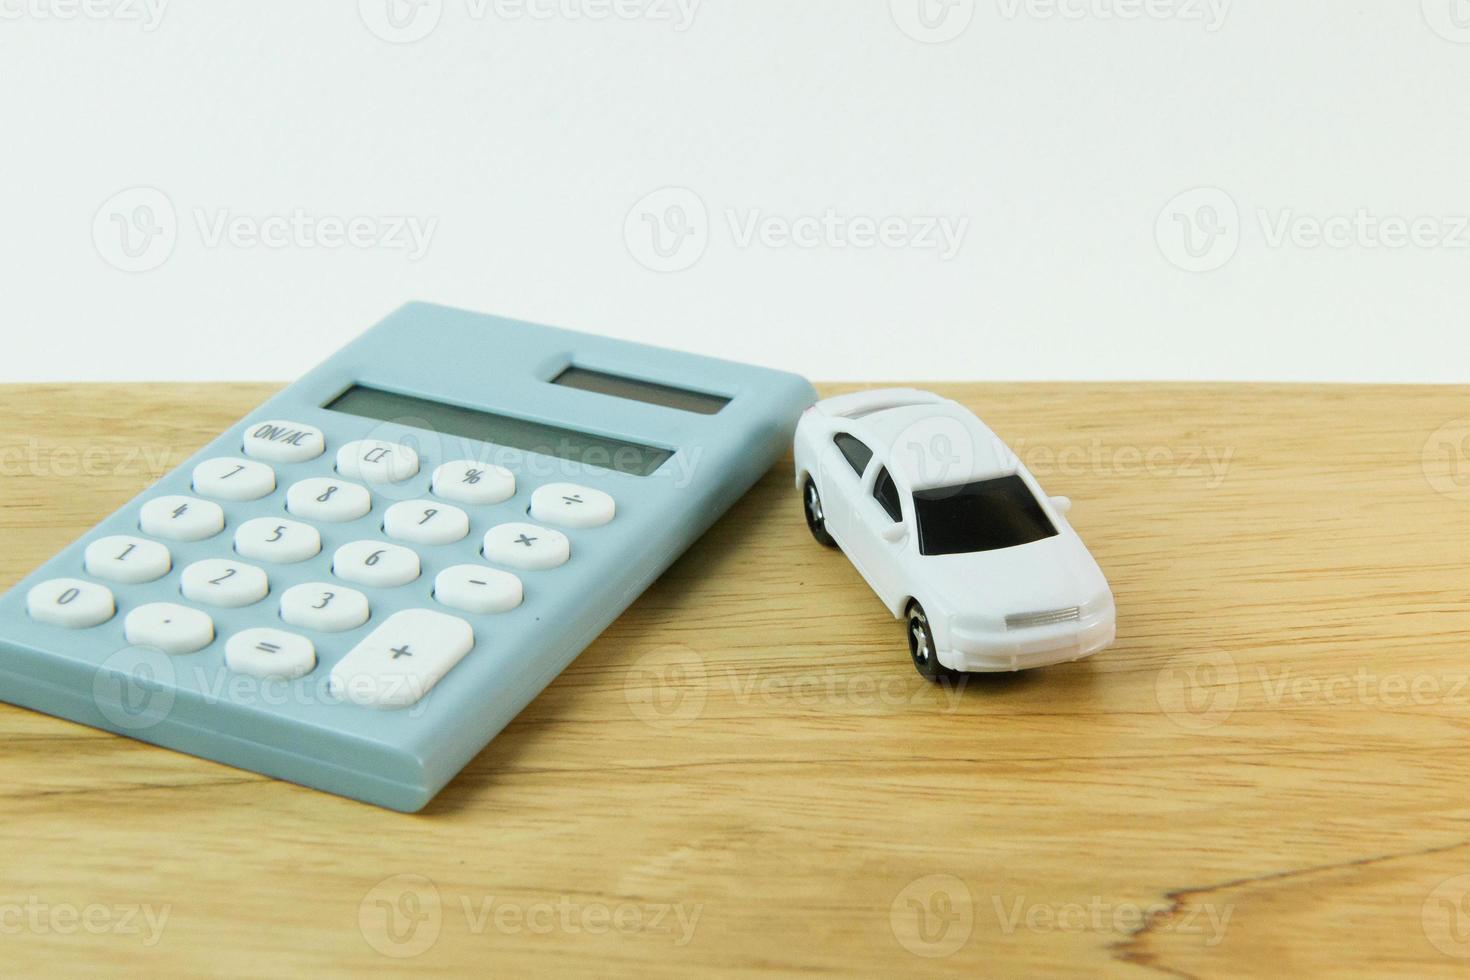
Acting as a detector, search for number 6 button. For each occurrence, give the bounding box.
[333,541,421,587]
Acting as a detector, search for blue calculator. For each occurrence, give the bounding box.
[0,303,815,811]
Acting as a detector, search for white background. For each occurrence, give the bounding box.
[3,0,1469,384]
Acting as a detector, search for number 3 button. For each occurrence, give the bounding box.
[333,541,421,588]
[280,583,370,632]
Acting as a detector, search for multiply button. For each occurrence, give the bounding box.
[483,522,569,571]
[529,482,615,529]
[242,420,325,463]
[337,440,419,484]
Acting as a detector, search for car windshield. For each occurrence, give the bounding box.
[913,475,1059,556]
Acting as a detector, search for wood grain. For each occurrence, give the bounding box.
[3,382,1470,977]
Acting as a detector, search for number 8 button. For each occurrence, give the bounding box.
[333,541,421,587]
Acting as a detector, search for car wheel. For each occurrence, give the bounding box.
[803,478,837,548]
[907,602,961,683]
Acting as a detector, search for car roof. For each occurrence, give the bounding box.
[842,400,1018,491]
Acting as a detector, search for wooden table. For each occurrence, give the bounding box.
[3,382,1470,977]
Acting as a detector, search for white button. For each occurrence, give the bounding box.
[84,536,171,584]
[384,500,469,546]
[27,578,115,629]
[242,419,325,463]
[179,559,270,608]
[337,439,420,484]
[432,460,515,505]
[332,540,421,588]
[530,482,616,529]
[286,478,372,522]
[280,582,371,632]
[330,609,474,709]
[483,522,569,571]
[225,627,316,680]
[434,565,523,614]
[192,457,276,501]
[234,517,321,564]
[124,602,214,654]
[140,495,225,542]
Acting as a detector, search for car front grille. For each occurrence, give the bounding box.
[1005,607,1081,631]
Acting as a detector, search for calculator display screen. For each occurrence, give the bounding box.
[551,367,730,415]
[325,386,674,477]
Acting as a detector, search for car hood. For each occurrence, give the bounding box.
[916,530,1111,621]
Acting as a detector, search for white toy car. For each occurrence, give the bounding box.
[794,389,1116,680]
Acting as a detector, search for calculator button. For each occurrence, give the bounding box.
[530,482,616,529]
[26,578,115,629]
[286,478,372,523]
[180,559,270,608]
[242,420,325,463]
[330,608,475,709]
[192,457,276,502]
[225,627,316,680]
[483,522,570,571]
[140,495,225,542]
[124,602,214,655]
[280,582,370,632]
[383,500,470,546]
[432,460,515,505]
[337,440,420,484]
[332,541,421,588]
[83,535,172,584]
[434,565,523,615]
[235,517,321,564]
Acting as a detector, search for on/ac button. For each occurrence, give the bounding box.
[242,420,325,463]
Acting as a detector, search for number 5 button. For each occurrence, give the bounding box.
[530,483,615,529]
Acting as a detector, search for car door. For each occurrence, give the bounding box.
[818,432,874,546]
[844,461,914,611]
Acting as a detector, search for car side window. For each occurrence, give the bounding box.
[833,433,873,476]
[873,467,903,523]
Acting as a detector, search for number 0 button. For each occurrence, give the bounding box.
[180,559,270,608]
[27,578,115,629]
[333,541,421,588]
[280,583,370,632]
